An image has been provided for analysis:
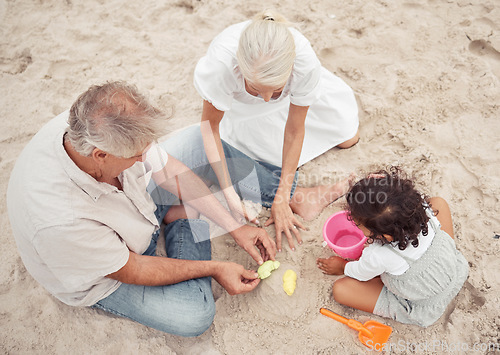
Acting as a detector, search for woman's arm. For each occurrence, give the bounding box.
[265,103,308,251]
[200,100,232,189]
[200,100,258,224]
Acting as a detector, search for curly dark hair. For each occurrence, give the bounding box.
[345,167,434,250]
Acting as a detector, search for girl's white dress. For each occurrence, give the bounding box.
[194,21,359,167]
[345,209,469,327]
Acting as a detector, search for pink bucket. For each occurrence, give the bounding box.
[323,211,367,260]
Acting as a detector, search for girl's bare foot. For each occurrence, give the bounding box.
[289,174,354,221]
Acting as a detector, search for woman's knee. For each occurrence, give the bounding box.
[159,124,205,163]
[336,129,360,149]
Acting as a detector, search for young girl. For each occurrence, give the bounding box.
[317,167,469,327]
[194,10,359,250]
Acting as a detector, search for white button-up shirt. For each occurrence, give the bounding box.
[7,111,168,306]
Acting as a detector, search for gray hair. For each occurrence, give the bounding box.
[236,10,295,88]
[66,81,169,158]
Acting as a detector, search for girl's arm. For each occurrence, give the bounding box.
[317,256,348,275]
[200,100,258,224]
[319,247,392,281]
[265,103,308,251]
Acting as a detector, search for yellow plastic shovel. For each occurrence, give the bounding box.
[320,308,392,351]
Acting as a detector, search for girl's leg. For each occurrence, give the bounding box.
[428,196,454,238]
[332,276,384,313]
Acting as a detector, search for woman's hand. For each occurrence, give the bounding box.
[265,194,305,252]
[223,187,259,225]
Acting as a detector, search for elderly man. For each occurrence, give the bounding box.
[7,82,280,337]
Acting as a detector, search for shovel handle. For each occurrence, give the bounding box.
[320,308,348,324]
[320,308,374,339]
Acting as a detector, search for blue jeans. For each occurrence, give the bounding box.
[93,218,214,337]
[151,124,298,209]
[93,125,297,336]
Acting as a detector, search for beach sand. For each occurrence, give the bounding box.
[1,0,499,354]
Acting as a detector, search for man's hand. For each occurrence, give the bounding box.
[212,261,260,295]
[316,256,348,275]
[231,225,276,265]
[107,251,262,294]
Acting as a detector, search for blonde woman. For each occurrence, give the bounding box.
[194,11,359,251]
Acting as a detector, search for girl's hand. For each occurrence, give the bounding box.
[265,197,305,252]
[316,256,348,275]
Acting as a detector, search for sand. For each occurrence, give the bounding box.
[1,0,499,354]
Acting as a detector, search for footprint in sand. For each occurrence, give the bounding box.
[0,48,32,75]
[469,39,500,60]
[174,0,195,14]
[463,281,486,309]
[442,280,486,328]
[468,39,500,78]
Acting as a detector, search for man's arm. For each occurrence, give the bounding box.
[107,251,261,295]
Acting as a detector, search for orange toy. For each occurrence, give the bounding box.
[320,308,392,352]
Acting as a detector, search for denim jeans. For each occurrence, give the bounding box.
[151,124,298,209]
[93,218,214,337]
[93,125,297,336]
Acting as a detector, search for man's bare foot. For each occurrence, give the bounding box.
[289,174,354,221]
[164,204,200,224]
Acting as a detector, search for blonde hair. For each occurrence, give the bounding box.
[236,10,295,88]
[66,81,169,158]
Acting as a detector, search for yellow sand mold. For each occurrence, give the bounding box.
[283,269,297,296]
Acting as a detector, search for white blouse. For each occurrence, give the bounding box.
[193,20,359,167]
[344,210,439,281]
[194,20,322,112]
